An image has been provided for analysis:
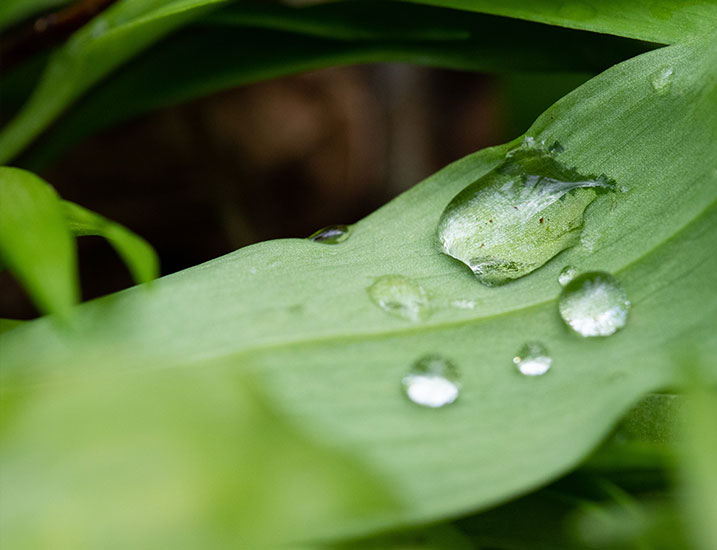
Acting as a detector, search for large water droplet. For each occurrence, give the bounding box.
[437,140,616,286]
[558,271,630,337]
[513,342,552,376]
[558,265,578,287]
[309,224,350,244]
[402,355,460,408]
[368,275,430,322]
[649,66,674,95]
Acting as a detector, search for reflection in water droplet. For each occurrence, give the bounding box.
[559,271,630,337]
[558,265,578,287]
[437,139,617,286]
[367,275,430,322]
[513,342,552,376]
[402,355,460,408]
[649,66,674,95]
[309,224,350,244]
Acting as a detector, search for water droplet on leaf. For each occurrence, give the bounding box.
[558,265,578,286]
[558,271,630,337]
[649,66,674,95]
[513,342,552,376]
[402,355,460,408]
[368,275,430,322]
[437,139,617,285]
[309,224,350,244]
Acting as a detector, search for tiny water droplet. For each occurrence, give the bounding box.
[437,139,617,285]
[513,342,552,376]
[309,224,350,244]
[402,355,460,408]
[558,271,630,337]
[368,275,430,322]
[558,265,578,287]
[649,66,674,95]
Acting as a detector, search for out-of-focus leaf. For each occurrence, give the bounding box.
[0,364,397,548]
[678,382,717,550]
[0,318,25,334]
[18,8,654,168]
[402,0,717,44]
[0,0,70,31]
[1,27,715,547]
[63,200,159,285]
[0,166,77,318]
[0,0,231,164]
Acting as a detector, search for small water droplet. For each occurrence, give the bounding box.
[402,354,460,408]
[368,275,430,322]
[437,139,617,285]
[309,224,350,244]
[558,265,578,287]
[558,271,630,337]
[649,66,674,95]
[513,342,552,376]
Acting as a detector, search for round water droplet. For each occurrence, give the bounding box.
[309,224,350,244]
[513,342,552,376]
[437,140,617,286]
[367,275,430,322]
[402,354,460,408]
[558,271,630,337]
[558,265,578,287]
[649,66,674,95]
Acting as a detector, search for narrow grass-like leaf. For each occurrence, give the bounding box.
[1,30,715,546]
[0,166,77,317]
[402,0,717,44]
[63,201,159,285]
[17,12,653,168]
[0,0,231,164]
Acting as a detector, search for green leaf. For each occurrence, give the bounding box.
[5,1,654,168]
[0,365,397,547]
[678,382,717,550]
[0,166,77,318]
[63,201,159,285]
[401,0,717,44]
[0,0,70,31]
[0,0,231,164]
[0,318,25,334]
[1,29,715,546]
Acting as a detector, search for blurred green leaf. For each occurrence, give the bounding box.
[1,26,715,548]
[17,3,654,168]
[0,318,25,334]
[0,364,397,548]
[0,0,231,164]
[402,0,717,44]
[678,382,717,550]
[0,0,70,31]
[0,166,77,318]
[63,200,159,285]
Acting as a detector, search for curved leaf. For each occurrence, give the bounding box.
[63,201,159,285]
[0,166,77,318]
[1,31,716,546]
[401,0,717,44]
[0,0,231,164]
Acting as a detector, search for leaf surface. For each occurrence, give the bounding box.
[1,31,716,545]
[402,0,717,44]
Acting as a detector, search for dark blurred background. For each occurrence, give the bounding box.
[0,6,592,319]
